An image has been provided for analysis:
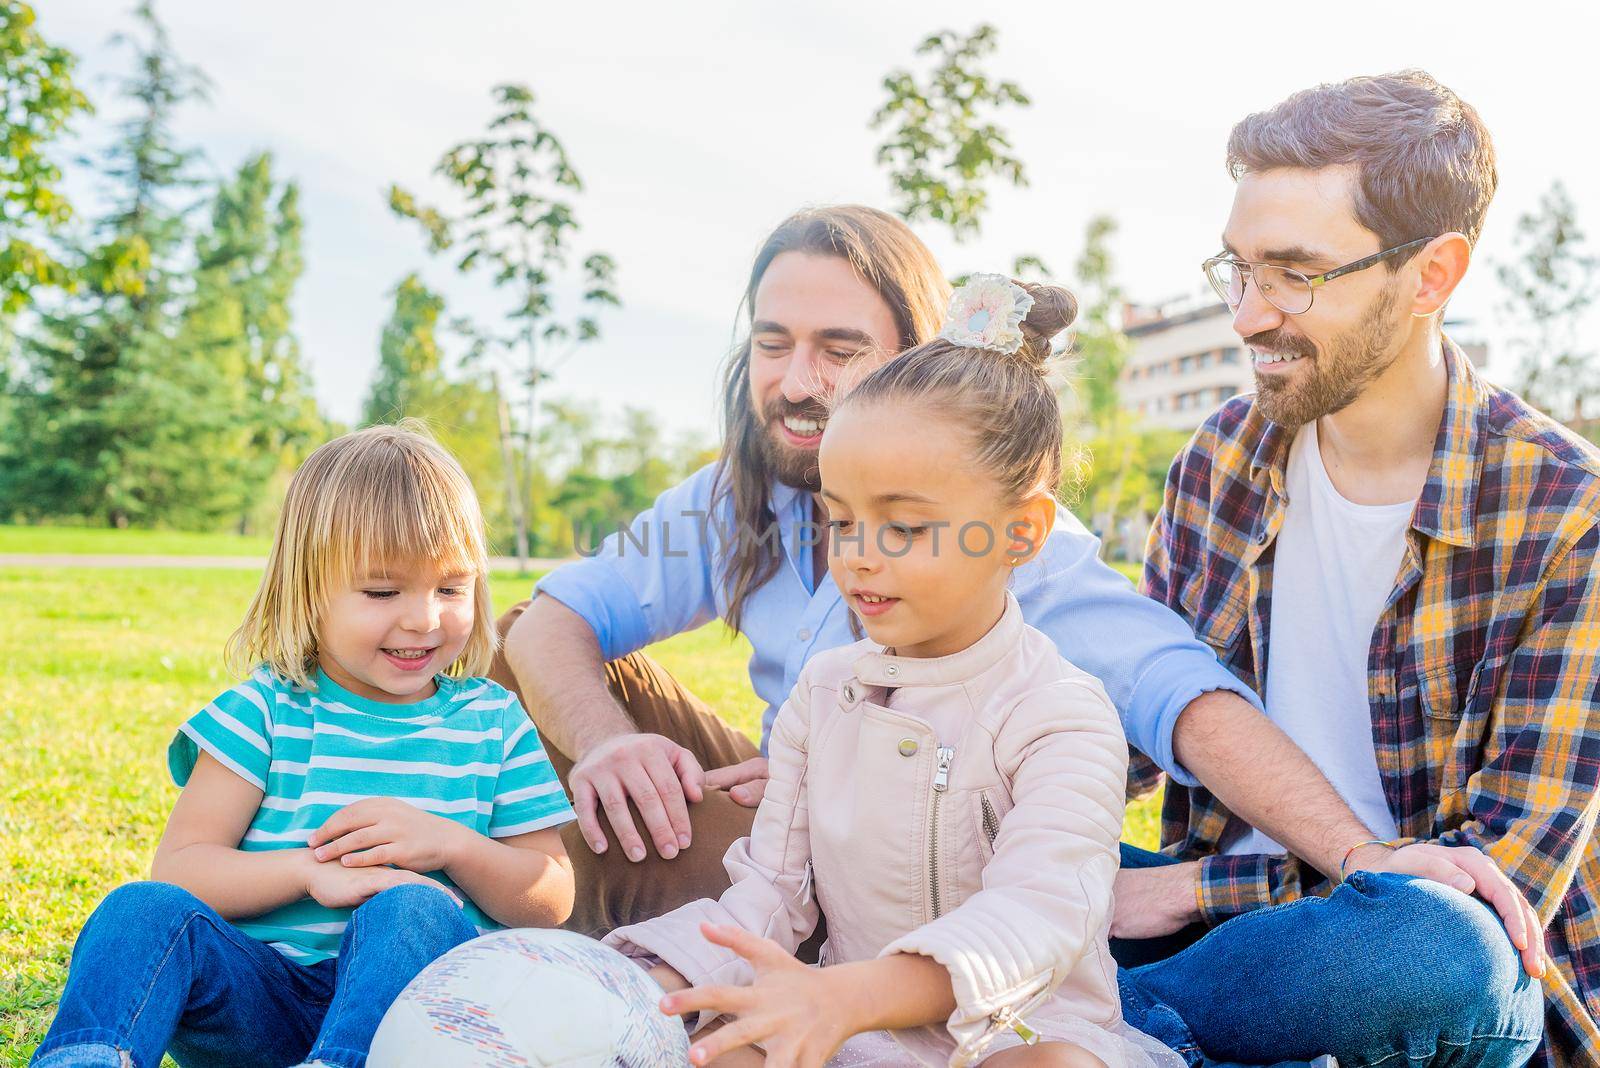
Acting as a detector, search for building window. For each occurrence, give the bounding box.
[1221,347,1241,365]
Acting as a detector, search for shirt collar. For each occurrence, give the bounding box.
[768,479,815,591]
[768,479,805,517]
[1248,336,1485,548]
[850,590,1022,688]
[1411,338,1486,548]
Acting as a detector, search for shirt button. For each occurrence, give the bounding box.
[885,664,900,677]
[1255,528,1269,545]
[842,683,857,703]
[797,628,811,641]
[898,738,919,757]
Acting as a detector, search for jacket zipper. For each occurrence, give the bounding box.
[980,792,1000,848]
[955,978,1053,1065]
[928,745,955,919]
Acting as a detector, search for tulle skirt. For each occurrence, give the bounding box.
[825,1013,1187,1067]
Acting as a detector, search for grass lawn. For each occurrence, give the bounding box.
[0,524,277,558]
[0,562,1160,1064]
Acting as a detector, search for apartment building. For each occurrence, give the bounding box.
[1120,298,1248,431]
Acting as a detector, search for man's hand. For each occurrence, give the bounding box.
[308,797,469,874]
[570,732,704,862]
[704,757,770,808]
[300,852,461,910]
[661,924,853,1068]
[1349,842,1547,977]
[1111,862,1203,940]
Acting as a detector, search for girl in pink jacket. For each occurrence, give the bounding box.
[606,276,1183,1068]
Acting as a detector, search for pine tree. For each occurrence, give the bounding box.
[2,1,216,526]
[180,151,320,531]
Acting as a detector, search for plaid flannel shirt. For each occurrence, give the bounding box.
[1132,340,1600,1064]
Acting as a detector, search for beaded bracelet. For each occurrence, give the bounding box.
[1340,839,1392,881]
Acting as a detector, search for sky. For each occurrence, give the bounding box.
[44,1,1600,439]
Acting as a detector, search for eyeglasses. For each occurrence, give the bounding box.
[1201,237,1433,315]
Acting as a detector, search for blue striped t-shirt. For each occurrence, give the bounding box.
[167,667,575,964]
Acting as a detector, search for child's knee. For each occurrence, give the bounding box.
[983,1041,1107,1068]
[77,881,210,957]
[90,880,206,928]
[353,883,474,945]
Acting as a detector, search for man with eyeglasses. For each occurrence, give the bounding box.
[1112,71,1600,1066]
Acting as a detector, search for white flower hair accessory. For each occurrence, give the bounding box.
[937,273,1035,355]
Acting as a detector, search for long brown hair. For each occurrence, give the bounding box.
[714,206,947,635]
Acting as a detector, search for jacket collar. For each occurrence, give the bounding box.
[1248,336,1484,548]
[850,590,1022,689]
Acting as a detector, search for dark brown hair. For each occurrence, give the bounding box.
[836,281,1078,505]
[1227,70,1498,255]
[714,206,949,635]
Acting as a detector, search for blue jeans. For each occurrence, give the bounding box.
[31,881,478,1068]
[1113,845,1545,1067]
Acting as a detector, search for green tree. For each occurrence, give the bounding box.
[391,83,620,569]
[365,272,447,425]
[872,24,1029,242]
[542,401,701,557]
[1072,426,1191,560]
[1,0,220,526]
[1496,181,1599,433]
[1071,215,1131,435]
[363,275,517,550]
[181,151,321,532]
[1060,215,1172,559]
[0,1,91,315]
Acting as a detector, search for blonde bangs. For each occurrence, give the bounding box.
[227,422,498,686]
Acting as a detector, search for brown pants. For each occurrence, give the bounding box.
[490,600,762,937]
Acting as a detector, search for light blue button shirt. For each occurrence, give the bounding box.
[536,462,1261,785]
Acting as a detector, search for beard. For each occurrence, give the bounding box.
[755,396,828,492]
[1249,282,1403,427]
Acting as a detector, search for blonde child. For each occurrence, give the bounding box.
[603,276,1185,1067]
[31,425,575,1068]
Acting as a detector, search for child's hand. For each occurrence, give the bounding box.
[308,798,468,874]
[660,924,855,1068]
[648,962,692,994]
[302,855,462,910]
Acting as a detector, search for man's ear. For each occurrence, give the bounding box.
[1412,232,1472,317]
[1004,491,1057,567]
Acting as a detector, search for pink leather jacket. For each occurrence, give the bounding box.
[606,592,1146,1065]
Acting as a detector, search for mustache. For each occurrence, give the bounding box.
[1243,328,1317,359]
[764,397,831,424]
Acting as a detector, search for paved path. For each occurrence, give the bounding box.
[0,554,571,572]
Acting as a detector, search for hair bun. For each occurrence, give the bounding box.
[1015,281,1078,367]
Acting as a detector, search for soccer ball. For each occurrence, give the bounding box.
[369,928,691,1067]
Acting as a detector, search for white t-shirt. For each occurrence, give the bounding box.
[1226,421,1411,856]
